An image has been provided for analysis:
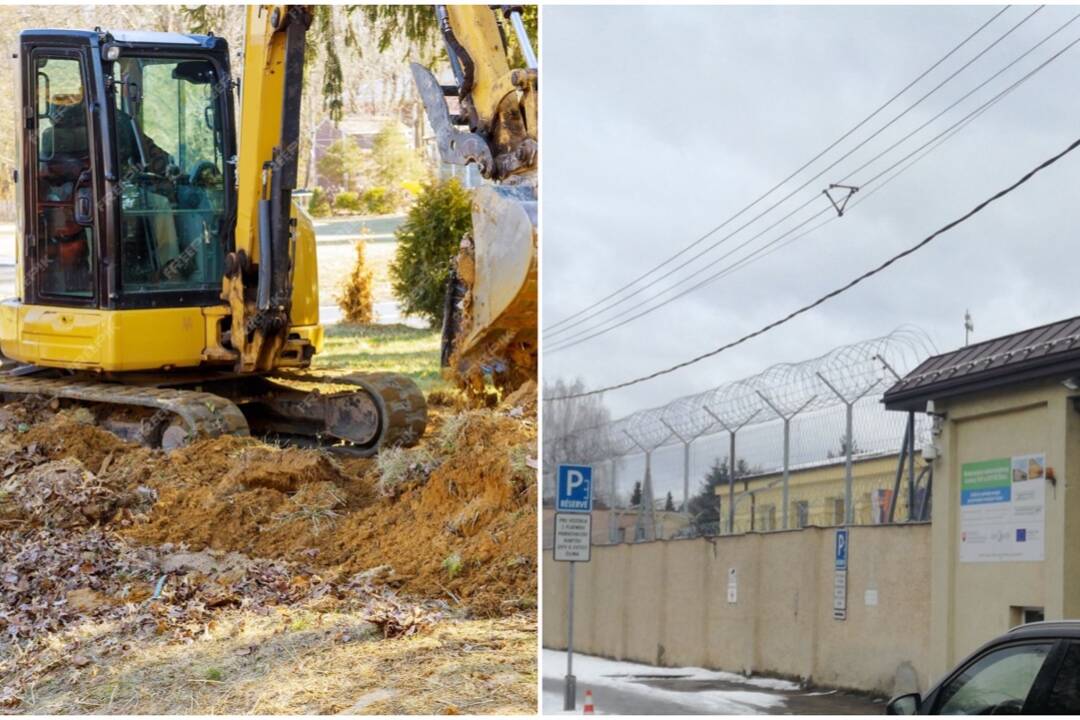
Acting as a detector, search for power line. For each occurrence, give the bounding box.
[592,39,1036,337]
[840,10,1080,186]
[545,6,1015,336]
[547,19,1080,353]
[689,95,1008,292]
[546,5,1042,343]
[544,133,1080,402]
[665,91,1016,304]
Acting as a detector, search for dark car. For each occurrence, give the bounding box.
[887,621,1080,714]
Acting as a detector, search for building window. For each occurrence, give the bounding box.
[759,505,776,532]
[830,497,845,525]
[794,501,809,529]
[1011,606,1045,626]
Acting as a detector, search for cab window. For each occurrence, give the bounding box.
[111,55,226,295]
[34,54,94,299]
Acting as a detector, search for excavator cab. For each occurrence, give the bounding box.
[0,18,426,455]
[18,29,236,316]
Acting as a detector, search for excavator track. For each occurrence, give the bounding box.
[0,370,427,457]
[0,374,250,444]
[268,371,428,453]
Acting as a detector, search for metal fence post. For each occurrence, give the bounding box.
[624,427,673,541]
[660,419,715,523]
[609,457,618,543]
[816,373,880,525]
[703,407,761,534]
[756,392,817,530]
[907,411,916,520]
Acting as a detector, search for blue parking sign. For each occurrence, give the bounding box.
[835,528,848,570]
[556,464,593,512]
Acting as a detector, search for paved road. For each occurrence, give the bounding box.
[542,675,886,715]
[310,214,404,242]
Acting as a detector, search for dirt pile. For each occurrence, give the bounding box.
[22,412,132,473]
[502,379,537,419]
[324,410,537,616]
[121,408,536,617]
[0,396,536,712]
[0,399,536,619]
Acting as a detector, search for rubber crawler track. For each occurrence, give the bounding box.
[0,375,250,440]
[272,371,428,451]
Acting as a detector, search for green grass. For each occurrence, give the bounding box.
[442,552,463,580]
[315,323,449,393]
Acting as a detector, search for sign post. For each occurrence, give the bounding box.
[834,527,848,621]
[555,464,593,712]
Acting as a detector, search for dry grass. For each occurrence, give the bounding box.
[14,610,537,714]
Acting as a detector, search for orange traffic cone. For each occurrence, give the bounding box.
[583,689,595,714]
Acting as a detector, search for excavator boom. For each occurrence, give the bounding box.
[412,5,538,395]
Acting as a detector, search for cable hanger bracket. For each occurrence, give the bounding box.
[823,183,860,217]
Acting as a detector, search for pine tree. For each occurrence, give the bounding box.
[337,240,375,324]
[664,491,675,512]
[630,481,643,508]
[687,456,753,530]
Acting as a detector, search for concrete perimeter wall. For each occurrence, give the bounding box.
[543,523,931,696]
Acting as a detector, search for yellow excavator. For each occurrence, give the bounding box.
[410,5,537,395]
[0,6,447,453]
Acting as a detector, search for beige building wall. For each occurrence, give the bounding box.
[543,524,931,695]
[928,379,1080,677]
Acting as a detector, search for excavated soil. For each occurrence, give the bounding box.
[1,392,537,619]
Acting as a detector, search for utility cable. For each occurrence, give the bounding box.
[545,133,1080,401]
[547,20,1079,353]
[547,5,1041,342]
[545,6,1017,335]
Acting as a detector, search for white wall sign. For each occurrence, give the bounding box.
[554,513,592,562]
[960,453,1046,563]
[727,567,737,604]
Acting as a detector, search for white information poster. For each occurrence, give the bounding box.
[726,568,737,604]
[959,453,1045,563]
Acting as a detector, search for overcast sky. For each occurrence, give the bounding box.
[541,4,1080,426]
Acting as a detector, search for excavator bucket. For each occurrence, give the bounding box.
[443,183,537,394]
[410,6,538,396]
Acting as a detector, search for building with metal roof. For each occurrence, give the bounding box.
[884,314,1080,411]
[881,312,1080,683]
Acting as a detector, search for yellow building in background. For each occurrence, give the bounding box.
[722,451,928,534]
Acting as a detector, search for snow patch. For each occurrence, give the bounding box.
[542,649,797,714]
